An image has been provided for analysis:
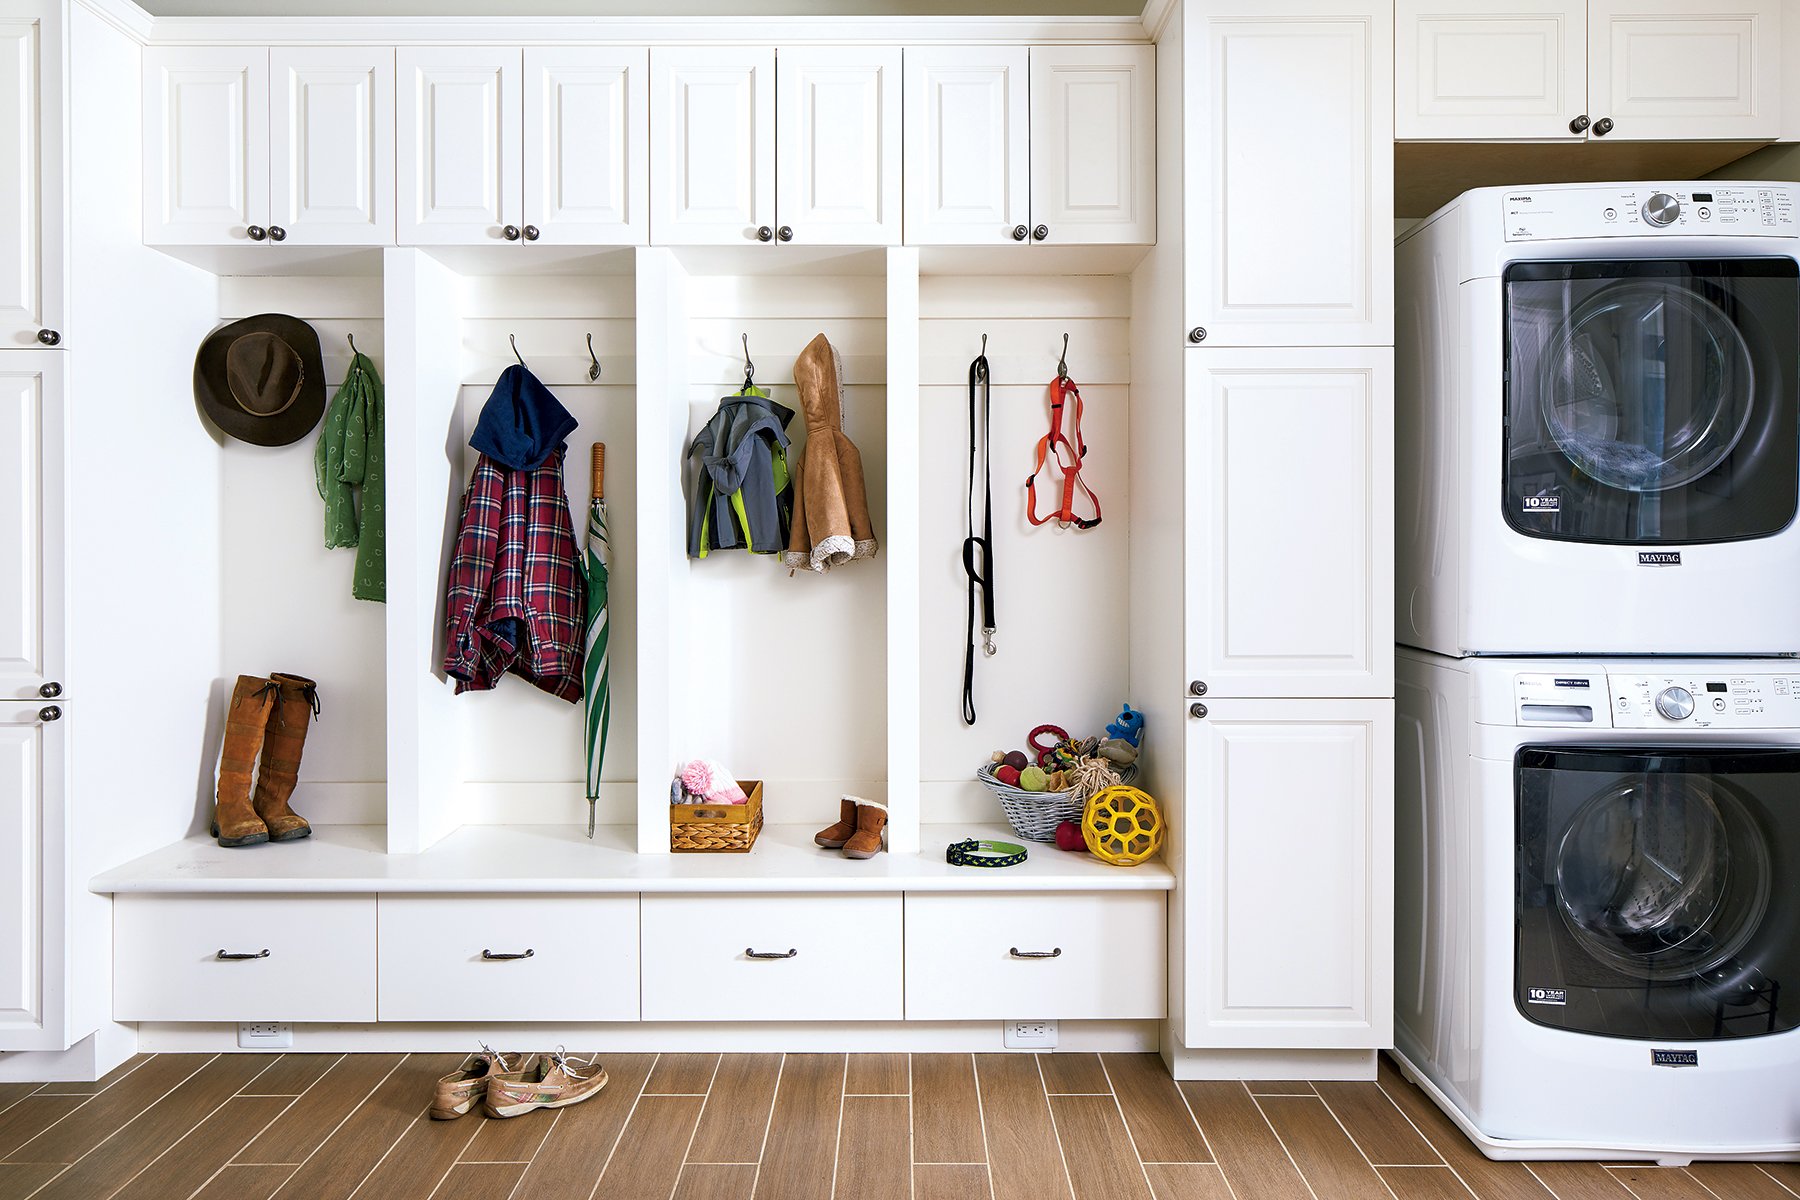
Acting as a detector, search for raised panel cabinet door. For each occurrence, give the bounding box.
[1395,0,1587,139]
[397,47,521,245]
[1184,0,1394,347]
[1185,349,1393,698]
[902,46,1029,246]
[0,355,62,702]
[1588,0,1781,140]
[775,46,900,246]
[269,48,395,246]
[523,47,648,245]
[142,46,269,246]
[1183,698,1393,1049]
[650,46,775,245]
[1028,45,1155,245]
[0,1,63,348]
[0,702,63,1050]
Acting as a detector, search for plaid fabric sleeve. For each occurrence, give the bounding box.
[510,449,587,702]
[442,456,507,691]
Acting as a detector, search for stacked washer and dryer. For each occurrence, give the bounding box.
[1396,183,1800,1161]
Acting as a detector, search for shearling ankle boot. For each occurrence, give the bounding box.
[843,802,887,860]
[213,676,277,847]
[252,673,319,842]
[814,797,858,849]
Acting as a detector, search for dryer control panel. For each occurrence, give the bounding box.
[1502,185,1799,241]
[1609,673,1800,729]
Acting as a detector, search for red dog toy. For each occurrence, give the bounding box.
[1028,724,1070,767]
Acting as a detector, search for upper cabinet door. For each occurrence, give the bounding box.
[775,46,901,246]
[903,47,1030,246]
[650,47,775,245]
[1185,1,1393,347]
[1028,45,1155,246]
[143,47,269,246]
[269,48,395,246]
[1588,0,1781,140]
[0,354,62,702]
[1185,349,1393,699]
[397,48,521,245]
[1395,0,1587,139]
[0,1,62,349]
[523,47,648,246]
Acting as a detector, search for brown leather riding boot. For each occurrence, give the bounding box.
[252,673,318,842]
[814,797,857,849]
[213,676,276,847]
[842,803,887,860]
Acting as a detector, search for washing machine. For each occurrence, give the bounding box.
[1397,183,1800,657]
[1396,648,1800,1161]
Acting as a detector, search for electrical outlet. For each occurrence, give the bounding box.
[237,1022,293,1050]
[1004,1019,1058,1049]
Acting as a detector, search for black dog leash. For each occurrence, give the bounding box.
[962,342,996,726]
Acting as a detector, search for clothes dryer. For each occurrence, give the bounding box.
[1397,184,1800,656]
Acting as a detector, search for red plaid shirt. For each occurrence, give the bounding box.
[443,447,586,702]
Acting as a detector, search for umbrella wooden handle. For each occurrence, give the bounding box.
[591,442,605,500]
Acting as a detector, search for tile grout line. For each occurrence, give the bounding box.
[905,1055,915,1200]
[1036,1056,1083,1200]
[966,1054,998,1200]
[174,1096,301,1200]
[666,1054,727,1200]
[345,1056,461,1200]
[1371,1068,1484,1199]
[1167,1071,1223,1169]
[264,1051,410,1197]
[747,1053,788,1200]
[1524,1162,1568,1200]
[33,1055,152,1101]
[583,1052,659,1200]
[828,1054,849,1200]
[1756,1165,1800,1198]
[1092,1054,1163,1199]
[19,1051,224,1192]
[1293,1089,1402,1200]
[1244,1084,1324,1200]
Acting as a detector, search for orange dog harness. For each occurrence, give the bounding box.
[1025,375,1101,530]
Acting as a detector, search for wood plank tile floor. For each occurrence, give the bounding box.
[0,1051,1789,1200]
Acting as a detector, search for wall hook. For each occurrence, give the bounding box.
[742,333,755,389]
[586,333,602,382]
[510,333,526,368]
[346,332,359,358]
[980,333,988,357]
[1057,333,1070,381]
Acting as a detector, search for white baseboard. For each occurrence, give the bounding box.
[0,1024,139,1083]
[1161,1046,1378,1081]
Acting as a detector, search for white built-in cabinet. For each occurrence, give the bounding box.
[398,47,648,246]
[904,45,1155,246]
[0,1,62,348]
[144,46,395,246]
[1397,0,1782,141]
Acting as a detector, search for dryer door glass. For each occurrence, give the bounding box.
[1503,259,1798,545]
[1516,746,1800,1041]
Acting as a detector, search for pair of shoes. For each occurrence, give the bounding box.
[434,1047,610,1120]
[814,797,886,859]
[211,673,318,848]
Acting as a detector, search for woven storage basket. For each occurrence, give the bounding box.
[671,780,764,852]
[974,763,1139,843]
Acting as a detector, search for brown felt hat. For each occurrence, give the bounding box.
[194,314,327,446]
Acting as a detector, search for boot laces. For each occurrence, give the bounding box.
[299,681,321,720]
[238,679,281,710]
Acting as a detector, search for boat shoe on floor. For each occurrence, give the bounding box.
[432,1047,523,1119]
[484,1049,609,1118]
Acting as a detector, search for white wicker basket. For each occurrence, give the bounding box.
[974,762,1140,842]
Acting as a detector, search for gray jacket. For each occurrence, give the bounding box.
[686,387,796,557]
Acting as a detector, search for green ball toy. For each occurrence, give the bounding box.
[1019,765,1049,792]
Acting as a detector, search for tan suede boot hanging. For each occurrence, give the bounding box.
[843,803,887,860]
[252,673,319,842]
[814,797,858,849]
[213,676,276,847]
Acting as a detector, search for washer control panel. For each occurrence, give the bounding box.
[1610,673,1800,729]
[1503,185,1798,241]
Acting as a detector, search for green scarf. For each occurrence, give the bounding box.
[314,351,386,602]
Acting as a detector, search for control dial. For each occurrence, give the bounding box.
[1642,193,1681,227]
[1655,685,1696,721]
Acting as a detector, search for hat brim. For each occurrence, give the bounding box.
[195,314,328,448]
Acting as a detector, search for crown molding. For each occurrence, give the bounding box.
[75,0,157,42]
[1139,0,1174,42]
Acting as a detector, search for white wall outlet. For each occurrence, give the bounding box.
[237,1022,293,1050]
[1004,1019,1058,1049]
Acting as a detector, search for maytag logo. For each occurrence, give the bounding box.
[1652,1049,1699,1068]
[1639,551,1682,566]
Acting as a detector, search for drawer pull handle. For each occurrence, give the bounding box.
[745,947,798,960]
[1009,947,1062,959]
[216,949,270,961]
[482,948,535,961]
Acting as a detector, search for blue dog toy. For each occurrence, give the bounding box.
[1106,704,1144,747]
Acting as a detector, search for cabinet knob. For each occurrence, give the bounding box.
[246,226,267,242]
[777,225,793,242]
[38,706,60,723]
[1032,224,1049,241]
[522,225,540,242]
[756,225,774,242]
[1188,680,1207,697]
[1569,114,1590,134]
[38,682,61,698]
[267,226,286,242]
[35,329,59,346]
[1593,117,1614,137]
[1189,702,1207,719]
[1012,225,1029,241]
[502,225,522,241]
[1188,326,1207,344]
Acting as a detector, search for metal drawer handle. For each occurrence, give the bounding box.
[482,948,535,960]
[746,947,797,959]
[1009,947,1062,959]
[217,949,270,961]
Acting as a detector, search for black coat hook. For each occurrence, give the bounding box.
[1057,333,1070,381]
[510,333,525,368]
[742,333,755,389]
[346,332,359,358]
[586,333,602,382]
[980,333,988,357]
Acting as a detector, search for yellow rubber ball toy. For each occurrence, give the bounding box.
[1082,785,1164,866]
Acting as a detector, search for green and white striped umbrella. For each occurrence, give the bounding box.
[583,442,611,838]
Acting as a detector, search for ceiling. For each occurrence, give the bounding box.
[137,0,1145,15]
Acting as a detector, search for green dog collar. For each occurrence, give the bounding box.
[946,838,1028,868]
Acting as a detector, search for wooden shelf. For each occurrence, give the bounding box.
[89,822,1174,895]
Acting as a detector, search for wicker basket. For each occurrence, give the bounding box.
[671,780,764,852]
[974,763,1139,843]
